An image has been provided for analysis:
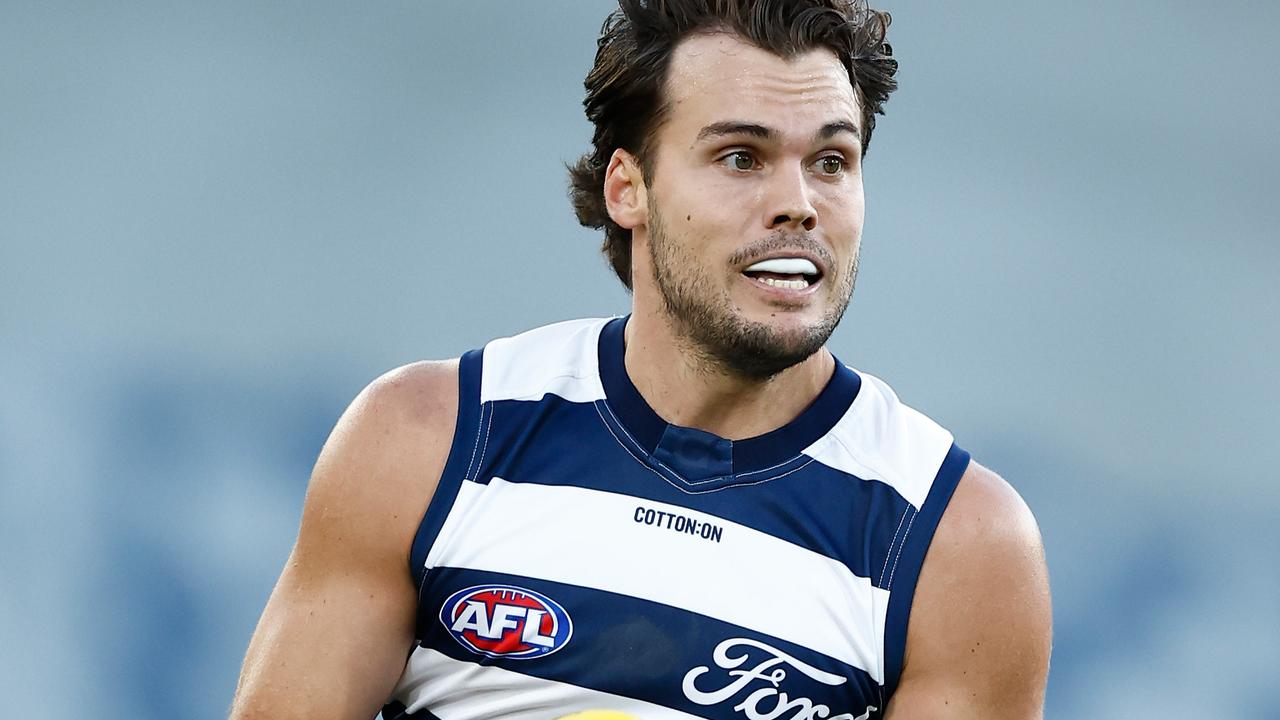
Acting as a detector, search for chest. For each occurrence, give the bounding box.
[403,414,889,718]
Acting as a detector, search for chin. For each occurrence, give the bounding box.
[702,312,834,380]
[740,306,829,338]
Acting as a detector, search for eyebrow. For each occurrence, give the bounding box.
[696,121,772,142]
[695,120,862,144]
[816,120,861,143]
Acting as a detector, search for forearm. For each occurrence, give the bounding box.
[230,561,417,719]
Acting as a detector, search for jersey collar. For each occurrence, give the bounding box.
[596,315,861,481]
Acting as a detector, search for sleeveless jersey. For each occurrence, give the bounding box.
[383,317,969,720]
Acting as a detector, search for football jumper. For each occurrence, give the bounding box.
[383,317,969,720]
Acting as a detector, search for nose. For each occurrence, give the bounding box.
[764,163,817,232]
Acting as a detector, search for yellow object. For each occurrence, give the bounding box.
[557,712,639,720]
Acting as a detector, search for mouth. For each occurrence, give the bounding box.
[740,256,824,293]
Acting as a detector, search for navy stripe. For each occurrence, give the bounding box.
[408,348,486,591]
[379,700,441,720]
[469,394,915,588]
[420,567,881,718]
[881,442,970,700]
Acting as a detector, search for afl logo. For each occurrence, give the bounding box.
[439,584,573,659]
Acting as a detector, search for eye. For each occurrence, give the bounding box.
[720,151,756,172]
[817,155,845,175]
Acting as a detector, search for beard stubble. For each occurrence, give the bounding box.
[646,201,858,381]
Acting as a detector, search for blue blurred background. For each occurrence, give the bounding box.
[2,1,1277,718]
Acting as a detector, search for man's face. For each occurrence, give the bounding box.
[635,32,865,379]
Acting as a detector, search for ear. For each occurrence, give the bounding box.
[603,149,648,231]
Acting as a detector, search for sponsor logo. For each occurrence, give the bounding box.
[633,505,724,543]
[439,584,572,659]
[682,638,877,720]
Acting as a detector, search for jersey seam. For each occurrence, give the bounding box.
[735,454,806,478]
[461,401,488,482]
[878,507,912,587]
[827,430,901,493]
[484,370,601,404]
[466,402,495,482]
[884,508,917,591]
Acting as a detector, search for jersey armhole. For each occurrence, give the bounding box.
[407,348,485,591]
[881,442,971,700]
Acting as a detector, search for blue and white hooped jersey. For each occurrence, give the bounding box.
[383,317,969,720]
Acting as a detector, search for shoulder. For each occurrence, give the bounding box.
[938,462,1044,559]
[919,461,1049,633]
[345,359,460,436]
[300,360,461,565]
[888,460,1052,718]
[323,359,460,477]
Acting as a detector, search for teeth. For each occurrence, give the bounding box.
[759,277,809,290]
[744,257,819,276]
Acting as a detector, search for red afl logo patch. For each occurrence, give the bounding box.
[439,584,573,659]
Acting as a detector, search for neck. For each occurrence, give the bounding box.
[622,310,835,440]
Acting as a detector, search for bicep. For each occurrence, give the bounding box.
[883,462,1052,720]
[231,361,458,720]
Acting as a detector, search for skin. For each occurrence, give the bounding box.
[229,361,457,720]
[607,32,865,438]
[231,30,1051,720]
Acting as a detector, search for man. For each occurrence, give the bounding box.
[230,1,1051,718]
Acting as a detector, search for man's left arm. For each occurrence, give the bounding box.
[884,461,1053,719]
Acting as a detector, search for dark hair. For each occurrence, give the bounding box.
[568,0,899,290]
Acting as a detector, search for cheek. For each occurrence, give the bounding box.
[821,188,864,236]
[675,205,741,262]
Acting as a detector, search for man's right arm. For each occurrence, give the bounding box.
[229,360,459,720]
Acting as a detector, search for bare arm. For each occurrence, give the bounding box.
[230,360,459,720]
[884,462,1052,720]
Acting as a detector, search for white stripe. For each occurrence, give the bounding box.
[872,583,891,689]
[803,371,953,509]
[392,646,704,720]
[427,479,888,682]
[480,318,609,404]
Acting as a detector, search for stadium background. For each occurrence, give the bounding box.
[2,1,1277,717]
